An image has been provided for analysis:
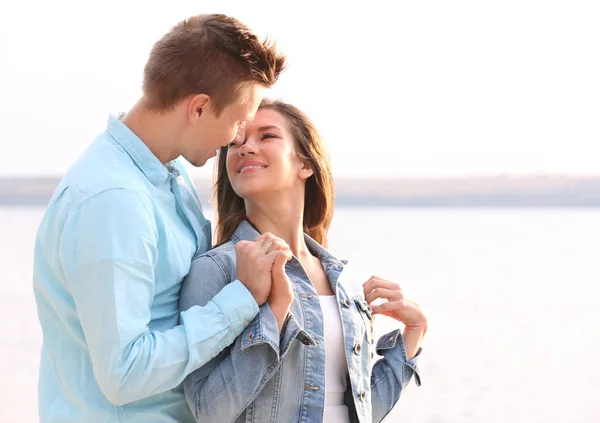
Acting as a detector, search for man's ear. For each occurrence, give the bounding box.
[188,94,211,121]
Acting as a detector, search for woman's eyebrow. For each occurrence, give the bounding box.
[256,125,281,132]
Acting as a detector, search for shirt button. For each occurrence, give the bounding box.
[359,390,366,401]
[342,299,352,308]
[248,332,253,341]
[353,343,362,355]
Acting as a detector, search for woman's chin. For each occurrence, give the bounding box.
[232,182,266,200]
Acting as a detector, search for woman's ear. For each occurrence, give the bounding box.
[298,161,314,180]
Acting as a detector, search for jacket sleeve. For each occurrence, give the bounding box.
[180,254,315,422]
[370,329,422,422]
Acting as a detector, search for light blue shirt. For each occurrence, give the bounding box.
[33,115,259,423]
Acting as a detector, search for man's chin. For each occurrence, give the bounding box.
[187,156,209,168]
[189,160,206,168]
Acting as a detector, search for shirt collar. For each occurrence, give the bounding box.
[106,114,170,186]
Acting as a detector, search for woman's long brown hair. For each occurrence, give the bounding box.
[213,99,334,247]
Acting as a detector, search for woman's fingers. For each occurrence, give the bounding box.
[365,287,402,304]
[363,276,401,291]
[371,299,398,313]
[362,276,425,325]
[363,276,402,298]
[254,232,291,254]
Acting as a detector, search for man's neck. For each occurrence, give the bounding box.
[120,99,182,165]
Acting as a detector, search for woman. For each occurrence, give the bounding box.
[179,100,427,423]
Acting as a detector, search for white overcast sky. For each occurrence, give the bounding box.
[0,0,598,179]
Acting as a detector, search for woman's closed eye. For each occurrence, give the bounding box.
[228,133,278,148]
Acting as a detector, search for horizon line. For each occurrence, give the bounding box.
[2,173,600,181]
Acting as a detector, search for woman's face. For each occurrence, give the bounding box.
[226,108,313,200]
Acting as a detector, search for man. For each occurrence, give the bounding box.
[33,14,287,422]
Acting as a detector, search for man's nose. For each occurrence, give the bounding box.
[234,124,246,144]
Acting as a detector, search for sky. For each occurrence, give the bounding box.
[0,0,598,179]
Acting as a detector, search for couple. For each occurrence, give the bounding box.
[33,14,426,423]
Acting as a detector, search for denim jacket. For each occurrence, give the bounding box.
[179,221,422,423]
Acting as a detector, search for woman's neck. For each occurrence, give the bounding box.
[245,194,310,259]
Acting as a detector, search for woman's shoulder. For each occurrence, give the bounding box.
[180,241,240,311]
[188,240,238,281]
[203,240,238,259]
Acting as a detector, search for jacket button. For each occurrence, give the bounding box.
[353,343,362,355]
[343,298,352,308]
[359,390,366,401]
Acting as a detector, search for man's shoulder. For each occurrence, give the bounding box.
[59,133,151,206]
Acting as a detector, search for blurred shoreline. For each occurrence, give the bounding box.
[2,175,600,207]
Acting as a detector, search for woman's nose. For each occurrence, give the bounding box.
[239,138,258,156]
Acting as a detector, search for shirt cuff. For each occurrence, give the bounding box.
[376,329,423,386]
[211,280,259,334]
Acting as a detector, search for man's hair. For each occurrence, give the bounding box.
[142,14,286,115]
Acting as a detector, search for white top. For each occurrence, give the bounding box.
[320,295,351,423]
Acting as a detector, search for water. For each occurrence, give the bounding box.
[1,207,598,423]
